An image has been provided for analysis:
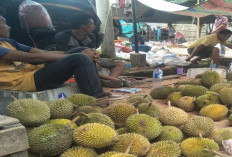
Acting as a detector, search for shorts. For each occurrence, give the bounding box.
[187,47,214,58]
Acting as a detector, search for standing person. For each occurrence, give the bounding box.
[114,27,120,40]
[0,15,105,98]
[211,15,228,55]
[186,29,232,67]
[157,26,161,41]
[55,12,128,88]
[167,23,176,41]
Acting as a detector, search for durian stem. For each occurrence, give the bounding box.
[68,116,80,126]
[69,110,79,118]
[148,103,152,108]
[167,101,171,107]
[204,148,224,157]
[10,95,18,101]
[125,141,134,154]
[199,133,203,138]
[79,112,90,118]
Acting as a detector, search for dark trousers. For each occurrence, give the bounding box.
[34,50,103,98]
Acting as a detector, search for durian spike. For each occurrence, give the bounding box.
[69,109,79,118]
[210,60,213,71]
[167,101,171,107]
[204,147,224,157]
[199,133,203,138]
[79,112,90,118]
[68,115,80,126]
[10,95,18,101]
[125,141,134,154]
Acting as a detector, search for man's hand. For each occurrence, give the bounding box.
[82,48,99,62]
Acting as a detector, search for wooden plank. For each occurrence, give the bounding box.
[0,115,19,127]
[0,124,29,156]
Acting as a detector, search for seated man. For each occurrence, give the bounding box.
[186,29,232,67]
[0,15,104,98]
[55,12,127,88]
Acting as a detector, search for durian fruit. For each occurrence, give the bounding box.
[195,74,202,78]
[157,126,183,143]
[182,85,208,97]
[229,114,232,124]
[66,93,96,107]
[46,119,77,129]
[28,124,73,156]
[127,93,153,107]
[160,106,189,126]
[192,78,202,85]
[182,116,214,137]
[77,105,102,114]
[60,146,97,157]
[150,86,175,99]
[137,103,160,119]
[99,151,120,157]
[209,128,232,146]
[209,83,231,93]
[112,133,150,157]
[116,127,128,135]
[73,123,117,148]
[205,91,219,96]
[125,114,162,140]
[219,87,232,106]
[80,113,115,128]
[176,96,195,112]
[6,99,50,127]
[201,71,224,88]
[103,103,137,127]
[199,104,228,121]
[176,85,190,92]
[47,99,74,119]
[167,92,183,106]
[226,72,232,81]
[180,137,219,157]
[195,93,221,109]
[110,153,136,157]
[146,141,181,157]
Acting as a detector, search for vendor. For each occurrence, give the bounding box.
[0,15,105,98]
[55,12,129,88]
[186,29,232,67]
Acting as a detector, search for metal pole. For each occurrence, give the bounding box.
[196,0,200,39]
[132,0,139,53]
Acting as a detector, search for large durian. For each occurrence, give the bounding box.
[73,123,117,148]
[103,103,137,127]
[127,93,153,107]
[201,71,223,88]
[209,83,231,93]
[125,114,162,140]
[150,86,175,99]
[195,93,221,109]
[47,99,74,119]
[6,99,50,127]
[46,119,77,129]
[146,141,181,157]
[66,93,96,107]
[219,87,232,106]
[209,128,232,146]
[157,126,183,143]
[176,96,195,112]
[112,133,150,157]
[180,137,219,157]
[182,85,208,97]
[167,92,183,106]
[137,103,160,119]
[199,104,228,121]
[28,124,73,156]
[182,116,214,137]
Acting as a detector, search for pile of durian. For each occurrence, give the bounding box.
[5,70,232,157]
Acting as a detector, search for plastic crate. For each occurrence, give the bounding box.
[0,83,80,115]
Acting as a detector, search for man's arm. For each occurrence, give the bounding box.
[223,42,232,49]
[29,48,64,54]
[211,24,226,34]
[1,50,67,63]
[186,44,206,61]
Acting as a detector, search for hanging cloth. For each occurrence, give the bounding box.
[120,0,126,8]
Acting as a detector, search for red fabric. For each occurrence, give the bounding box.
[214,16,228,31]
[120,0,126,8]
[176,32,184,39]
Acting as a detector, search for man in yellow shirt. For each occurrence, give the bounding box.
[186,29,232,67]
[0,15,104,98]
